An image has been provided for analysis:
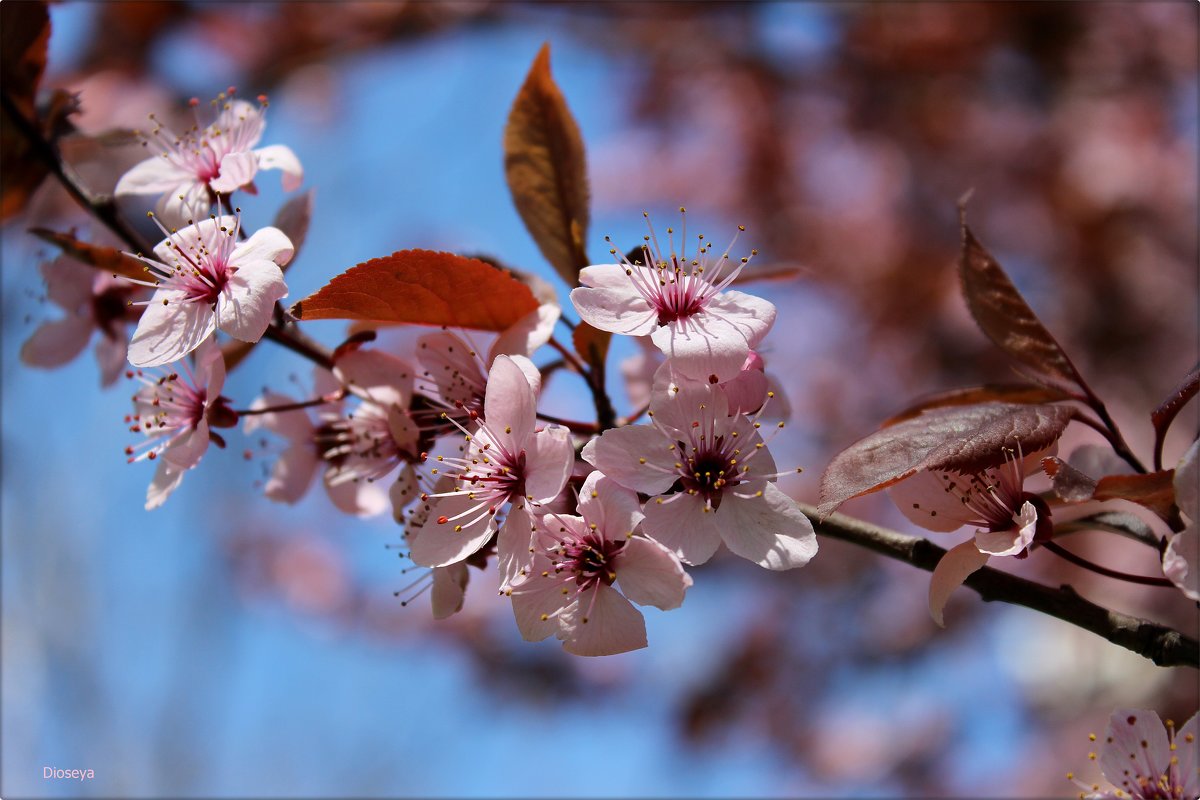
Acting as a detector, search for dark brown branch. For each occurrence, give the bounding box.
[799,503,1198,669]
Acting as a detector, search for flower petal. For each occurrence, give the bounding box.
[704,290,776,351]
[581,425,679,496]
[569,285,658,335]
[430,563,469,620]
[1163,527,1198,601]
[254,144,304,192]
[265,442,320,505]
[652,313,747,383]
[561,583,647,657]
[484,354,538,453]
[156,180,212,227]
[974,501,1038,557]
[717,484,818,570]
[94,334,129,386]
[145,462,186,510]
[334,349,414,409]
[211,150,259,193]
[20,315,92,368]
[41,255,96,311]
[127,291,216,367]
[216,258,287,342]
[1099,709,1171,789]
[243,391,310,439]
[406,490,496,568]
[115,156,191,196]
[616,537,691,610]
[388,463,420,516]
[497,501,535,589]
[488,303,560,363]
[510,559,569,643]
[928,540,989,627]
[230,225,294,269]
[578,471,644,541]
[888,469,983,533]
[1175,439,1199,522]
[322,467,388,517]
[1176,712,1199,798]
[523,424,574,504]
[641,491,724,566]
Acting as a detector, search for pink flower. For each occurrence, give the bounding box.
[582,378,817,570]
[887,444,1054,626]
[398,476,472,619]
[1163,440,1198,601]
[622,337,781,416]
[570,213,776,383]
[507,471,692,656]
[125,337,233,509]
[1069,709,1198,800]
[116,92,303,224]
[21,255,137,385]
[126,213,292,368]
[244,350,420,517]
[406,355,573,573]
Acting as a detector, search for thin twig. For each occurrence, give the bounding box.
[1040,541,1174,587]
[234,389,345,416]
[798,503,1198,669]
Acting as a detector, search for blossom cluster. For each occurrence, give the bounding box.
[244,213,818,656]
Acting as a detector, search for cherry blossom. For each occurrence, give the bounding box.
[1069,709,1198,800]
[1162,440,1198,601]
[507,471,691,656]
[21,254,137,385]
[397,476,474,619]
[126,212,292,368]
[622,336,782,416]
[570,212,776,383]
[245,351,419,517]
[116,91,303,224]
[125,337,233,509]
[406,355,573,574]
[582,377,816,570]
[887,444,1055,626]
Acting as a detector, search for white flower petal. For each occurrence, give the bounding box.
[641,491,724,566]
[216,259,287,342]
[115,156,191,196]
[20,315,92,368]
[651,312,747,383]
[211,150,259,193]
[570,285,658,335]
[717,484,818,570]
[582,425,679,497]
[430,563,469,620]
[928,540,989,627]
[523,425,574,504]
[561,584,647,657]
[615,537,691,610]
[484,355,537,453]
[255,144,304,192]
[145,462,186,510]
[406,491,496,568]
[578,471,644,541]
[127,291,216,368]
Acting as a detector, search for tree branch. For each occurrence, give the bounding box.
[798,503,1198,669]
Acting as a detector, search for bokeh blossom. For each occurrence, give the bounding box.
[21,254,137,385]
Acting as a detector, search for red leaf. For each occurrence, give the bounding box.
[883,383,1073,426]
[29,228,147,281]
[504,43,591,286]
[1093,472,1177,521]
[289,249,539,331]
[572,321,611,374]
[1151,365,1198,469]
[819,402,1074,516]
[959,220,1087,392]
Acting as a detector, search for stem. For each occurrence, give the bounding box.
[799,503,1197,669]
[262,321,334,370]
[234,390,345,416]
[547,337,588,375]
[620,401,650,426]
[1081,390,1148,474]
[1040,541,1174,587]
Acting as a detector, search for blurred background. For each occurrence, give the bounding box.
[2,2,1197,797]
